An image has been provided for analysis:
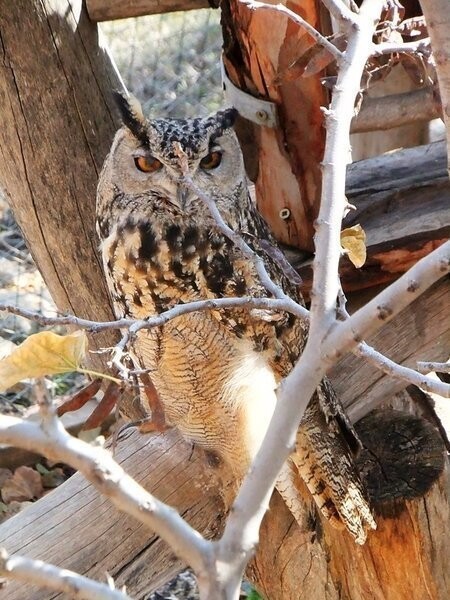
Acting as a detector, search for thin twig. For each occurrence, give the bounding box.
[372,37,431,56]
[356,344,450,398]
[0,549,129,600]
[417,360,450,374]
[0,296,308,334]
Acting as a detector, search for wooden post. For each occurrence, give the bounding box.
[221,0,329,252]
[0,0,121,372]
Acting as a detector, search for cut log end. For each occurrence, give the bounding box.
[355,409,446,509]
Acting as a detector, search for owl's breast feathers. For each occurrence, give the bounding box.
[98,205,375,544]
[100,210,305,374]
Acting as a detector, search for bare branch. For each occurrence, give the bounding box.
[240,0,344,61]
[215,0,386,585]
[0,296,308,334]
[321,0,358,28]
[323,240,450,362]
[309,0,385,337]
[356,343,450,398]
[372,37,431,56]
[417,360,450,375]
[0,549,129,600]
[0,414,210,575]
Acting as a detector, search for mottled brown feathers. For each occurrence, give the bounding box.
[96,105,376,544]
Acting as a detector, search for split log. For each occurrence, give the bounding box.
[292,141,450,293]
[221,0,330,252]
[86,0,211,21]
[1,278,449,599]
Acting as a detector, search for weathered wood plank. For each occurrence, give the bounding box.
[351,86,441,133]
[0,0,122,370]
[293,141,450,292]
[86,0,211,21]
[1,278,449,599]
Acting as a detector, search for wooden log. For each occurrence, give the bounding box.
[0,0,121,373]
[85,0,212,21]
[221,0,330,252]
[1,278,449,599]
[292,141,450,294]
[351,86,441,133]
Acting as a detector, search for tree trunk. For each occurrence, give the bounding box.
[221,0,330,252]
[0,0,121,372]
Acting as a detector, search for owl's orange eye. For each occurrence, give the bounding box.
[134,155,162,173]
[200,151,222,170]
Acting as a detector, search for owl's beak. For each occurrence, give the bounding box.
[176,184,189,209]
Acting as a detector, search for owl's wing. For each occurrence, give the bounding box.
[231,197,376,543]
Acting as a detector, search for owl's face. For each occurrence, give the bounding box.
[100,93,246,217]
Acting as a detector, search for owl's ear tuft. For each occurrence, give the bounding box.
[216,107,238,130]
[113,91,149,144]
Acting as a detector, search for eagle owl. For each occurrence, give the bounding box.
[96,93,376,544]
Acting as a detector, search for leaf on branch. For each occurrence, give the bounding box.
[340,224,367,268]
[0,331,87,392]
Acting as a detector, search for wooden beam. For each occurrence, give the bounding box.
[86,0,211,21]
[351,86,442,133]
[292,141,450,293]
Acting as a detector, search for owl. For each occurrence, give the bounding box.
[96,93,376,544]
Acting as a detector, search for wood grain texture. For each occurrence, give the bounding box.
[292,141,450,293]
[86,0,211,21]
[221,0,329,252]
[351,86,441,133]
[0,279,449,599]
[0,0,122,369]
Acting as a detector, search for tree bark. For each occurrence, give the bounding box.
[221,0,330,252]
[0,0,122,372]
[1,278,449,599]
[86,0,211,21]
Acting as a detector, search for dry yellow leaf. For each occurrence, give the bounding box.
[340,224,367,268]
[0,331,87,393]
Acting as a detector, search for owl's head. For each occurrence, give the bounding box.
[99,93,245,215]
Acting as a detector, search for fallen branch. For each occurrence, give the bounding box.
[0,549,129,600]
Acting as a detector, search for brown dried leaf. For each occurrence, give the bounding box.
[341,224,367,268]
[0,469,13,488]
[0,500,33,523]
[1,466,44,503]
[41,467,66,489]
